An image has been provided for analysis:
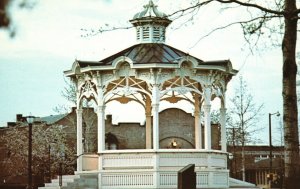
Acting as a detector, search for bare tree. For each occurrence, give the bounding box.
[0,0,10,28]
[162,1,300,188]
[0,122,75,184]
[0,0,36,37]
[227,76,264,181]
[55,79,98,153]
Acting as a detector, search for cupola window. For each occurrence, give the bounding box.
[142,26,150,40]
[153,26,160,40]
[137,27,141,40]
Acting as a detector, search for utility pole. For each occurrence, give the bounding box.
[269,113,273,176]
[268,111,280,188]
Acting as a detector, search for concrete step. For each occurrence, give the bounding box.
[39,175,81,189]
[38,186,60,189]
[229,177,258,188]
[60,175,80,179]
[45,182,68,187]
[52,178,75,183]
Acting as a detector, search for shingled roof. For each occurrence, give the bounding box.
[77,43,204,67]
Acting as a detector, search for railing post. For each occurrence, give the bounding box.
[153,153,160,188]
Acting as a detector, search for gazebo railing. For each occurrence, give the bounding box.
[81,149,229,188]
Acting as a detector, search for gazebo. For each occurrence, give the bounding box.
[63,1,240,188]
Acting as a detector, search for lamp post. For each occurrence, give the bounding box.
[227,153,234,177]
[27,114,34,189]
[48,144,51,182]
[268,111,280,188]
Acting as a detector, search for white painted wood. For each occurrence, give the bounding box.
[76,108,83,172]
[203,104,212,150]
[220,107,227,152]
[97,105,105,152]
[152,84,160,151]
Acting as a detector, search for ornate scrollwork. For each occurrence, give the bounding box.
[114,86,137,96]
[177,87,190,95]
[81,80,97,99]
[115,96,132,104]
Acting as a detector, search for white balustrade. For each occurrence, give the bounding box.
[98,149,227,169]
[159,172,177,186]
[197,172,209,187]
[80,149,229,188]
[102,172,153,188]
[102,152,153,169]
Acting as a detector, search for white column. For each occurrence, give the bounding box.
[76,108,83,172]
[220,107,227,152]
[203,87,212,150]
[194,93,202,149]
[203,105,211,150]
[96,84,105,179]
[97,105,106,152]
[152,84,160,150]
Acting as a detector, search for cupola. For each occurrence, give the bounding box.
[130,0,172,43]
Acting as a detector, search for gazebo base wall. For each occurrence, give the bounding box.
[98,169,229,189]
[79,150,229,189]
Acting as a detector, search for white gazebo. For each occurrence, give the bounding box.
[61,1,244,189]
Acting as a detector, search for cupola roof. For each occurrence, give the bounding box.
[130,0,171,44]
[133,0,167,19]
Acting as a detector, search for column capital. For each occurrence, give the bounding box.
[203,86,212,105]
[76,108,83,114]
[203,104,211,111]
[152,103,159,112]
[97,105,106,113]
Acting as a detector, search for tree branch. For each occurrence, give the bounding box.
[189,15,282,49]
[167,0,213,18]
[81,26,133,37]
[294,8,300,15]
[214,0,284,15]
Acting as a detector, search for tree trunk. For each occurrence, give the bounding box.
[282,1,300,188]
[241,143,245,181]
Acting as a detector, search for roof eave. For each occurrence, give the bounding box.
[75,63,235,74]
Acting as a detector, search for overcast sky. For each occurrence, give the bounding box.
[0,0,291,144]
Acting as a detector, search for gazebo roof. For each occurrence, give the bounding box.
[78,43,203,67]
[65,43,236,76]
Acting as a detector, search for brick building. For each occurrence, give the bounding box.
[0,108,221,188]
[227,145,284,188]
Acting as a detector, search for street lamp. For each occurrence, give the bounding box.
[268,111,280,187]
[227,153,234,177]
[27,114,35,189]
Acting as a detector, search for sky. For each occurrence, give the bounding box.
[0,0,293,144]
